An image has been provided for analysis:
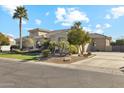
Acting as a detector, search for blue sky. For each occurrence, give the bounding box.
[0,5,124,40]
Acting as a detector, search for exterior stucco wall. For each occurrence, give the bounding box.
[92,38,106,51]
[29,32,39,37]
[30,31,47,38]
[90,38,112,52]
[48,31,68,41]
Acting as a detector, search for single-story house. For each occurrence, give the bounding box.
[88,33,112,52]
[28,28,112,52]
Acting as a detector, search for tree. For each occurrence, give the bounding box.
[13,6,28,50]
[71,21,82,29]
[41,38,50,49]
[0,33,10,45]
[49,41,57,55]
[58,40,70,56]
[23,38,34,48]
[68,21,91,55]
[111,39,124,45]
[68,28,84,55]
[81,32,91,54]
[116,39,124,45]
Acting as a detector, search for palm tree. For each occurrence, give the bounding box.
[71,21,82,29]
[74,21,81,28]
[13,6,28,50]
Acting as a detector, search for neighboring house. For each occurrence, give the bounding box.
[28,28,112,52]
[0,34,16,51]
[28,28,69,47]
[15,36,30,47]
[28,28,50,48]
[47,29,69,41]
[7,35,16,45]
[88,33,112,51]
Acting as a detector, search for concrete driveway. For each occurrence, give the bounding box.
[73,52,124,69]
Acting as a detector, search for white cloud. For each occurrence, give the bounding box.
[61,22,72,26]
[96,24,102,29]
[104,23,111,28]
[1,5,20,16]
[35,19,42,25]
[95,23,111,34]
[1,5,27,25]
[111,6,124,19]
[96,29,104,34]
[22,20,27,25]
[55,7,89,26]
[24,27,34,31]
[105,6,124,19]
[83,27,92,32]
[55,8,66,22]
[105,14,111,19]
[45,12,49,16]
[95,24,103,34]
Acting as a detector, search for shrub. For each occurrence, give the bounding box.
[27,50,41,54]
[11,49,24,54]
[42,49,51,57]
[23,38,34,49]
[69,45,78,54]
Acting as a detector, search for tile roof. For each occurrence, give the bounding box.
[89,33,111,39]
[28,28,50,33]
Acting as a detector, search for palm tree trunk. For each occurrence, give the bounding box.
[19,18,22,50]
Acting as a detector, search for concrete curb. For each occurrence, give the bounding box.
[71,54,96,64]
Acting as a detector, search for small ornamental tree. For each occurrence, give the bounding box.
[68,28,85,55]
[49,41,57,55]
[58,40,70,56]
[68,21,91,55]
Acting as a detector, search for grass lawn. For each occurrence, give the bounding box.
[0,53,38,61]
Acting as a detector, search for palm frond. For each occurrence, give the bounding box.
[12,6,28,20]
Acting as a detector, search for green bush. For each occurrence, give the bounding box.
[42,49,51,57]
[69,45,78,54]
[11,49,25,54]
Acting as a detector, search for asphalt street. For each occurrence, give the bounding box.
[0,58,124,87]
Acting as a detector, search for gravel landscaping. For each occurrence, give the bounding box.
[39,54,94,64]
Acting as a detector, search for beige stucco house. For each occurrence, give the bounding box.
[7,35,16,45]
[28,28,112,52]
[88,33,112,51]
